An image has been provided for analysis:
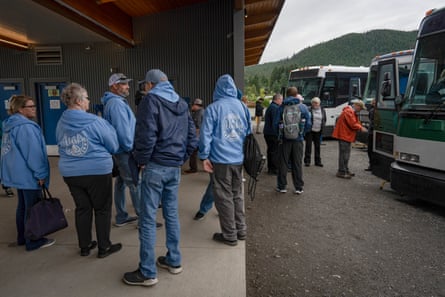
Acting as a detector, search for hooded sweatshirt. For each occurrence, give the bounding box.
[56,109,119,177]
[100,91,135,153]
[199,74,251,164]
[133,81,198,166]
[0,113,49,189]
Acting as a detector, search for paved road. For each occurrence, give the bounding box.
[246,136,445,297]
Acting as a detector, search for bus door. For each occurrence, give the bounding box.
[0,81,24,122]
[372,58,400,180]
[35,82,67,155]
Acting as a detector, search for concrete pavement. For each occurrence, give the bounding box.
[0,157,245,297]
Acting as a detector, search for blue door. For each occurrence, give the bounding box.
[0,82,23,122]
[36,82,66,145]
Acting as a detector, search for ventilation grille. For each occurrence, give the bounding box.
[35,46,62,65]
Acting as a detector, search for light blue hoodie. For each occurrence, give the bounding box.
[198,74,251,165]
[100,92,135,153]
[0,114,49,189]
[56,109,119,177]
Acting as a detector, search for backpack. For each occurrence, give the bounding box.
[282,103,302,139]
[243,133,266,201]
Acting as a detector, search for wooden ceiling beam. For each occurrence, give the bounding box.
[32,0,134,47]
[245,11,277,26]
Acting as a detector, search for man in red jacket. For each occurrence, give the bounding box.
[332,100,368,179]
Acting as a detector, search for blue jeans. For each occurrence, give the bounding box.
[139,162,181,278]
[114,152,141,224]
[16,189,48,251]
[199,177,214,214]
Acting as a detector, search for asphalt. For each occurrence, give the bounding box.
[0,157,246,297]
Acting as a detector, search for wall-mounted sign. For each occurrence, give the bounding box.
[50,100,61,109]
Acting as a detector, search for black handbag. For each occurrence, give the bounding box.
[25,186,68,240]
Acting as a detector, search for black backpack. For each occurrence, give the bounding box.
[243,133,266,201]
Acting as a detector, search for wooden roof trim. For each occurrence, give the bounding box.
[32,0,134,47]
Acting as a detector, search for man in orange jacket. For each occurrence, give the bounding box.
[332,100,368,179]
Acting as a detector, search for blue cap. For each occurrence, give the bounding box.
[145,69,168,84]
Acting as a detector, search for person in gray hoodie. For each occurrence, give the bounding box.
[57,83,121,258]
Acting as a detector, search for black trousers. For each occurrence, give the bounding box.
[277,140,304,190]
[304,131,322,165]
[264,134,279,173]
[63,174,113,250]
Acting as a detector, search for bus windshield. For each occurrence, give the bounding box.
[288,77,321,104]
[404,32,445,110]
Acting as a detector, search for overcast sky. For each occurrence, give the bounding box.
[260,0,444,64]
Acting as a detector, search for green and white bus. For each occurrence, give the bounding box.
[287,65,368,137]
[363,49,414,181]
[377,7,445,206]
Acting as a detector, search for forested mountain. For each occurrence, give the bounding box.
[244,29,417,100]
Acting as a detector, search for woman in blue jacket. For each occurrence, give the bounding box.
[0,95,53,251]
[57,83,121,258]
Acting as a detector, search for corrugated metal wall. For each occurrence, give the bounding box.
[0,0,235,110]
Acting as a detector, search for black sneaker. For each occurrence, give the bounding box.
[123,269,158,287]
[114,216,138,227]
[237,233,246,240]
[98,243,122,258]
[80,240,97,256]
[315,163,324,167]
[156,256,183,274]
[193,211,205,221]
[213,233,238,246]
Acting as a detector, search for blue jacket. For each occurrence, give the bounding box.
[101,92,135,153]
[56,109,119,177]
[0,114,49,189]
[274,97,312,142]
[199,74,251,165]
[263,101,281,136]
[133,81,198,167]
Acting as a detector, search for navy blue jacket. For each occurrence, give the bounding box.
[133,81,198,167]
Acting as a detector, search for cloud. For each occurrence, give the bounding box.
[260,0,444,63]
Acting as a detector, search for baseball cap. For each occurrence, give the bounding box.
[193,98,203,105]
[109,73,132,86]
[145,69,168,84]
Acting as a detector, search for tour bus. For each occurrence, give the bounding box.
[362,49,414,181]
[287,65,368,137]
[376,7,445,206]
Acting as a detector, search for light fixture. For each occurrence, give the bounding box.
[0,34,29,50]
[244,8,248,18]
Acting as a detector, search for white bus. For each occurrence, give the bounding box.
[287,65,368,137]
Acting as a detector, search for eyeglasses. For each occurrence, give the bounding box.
[23,105,36,109]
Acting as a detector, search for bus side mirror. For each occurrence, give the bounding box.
[381,72,392,97]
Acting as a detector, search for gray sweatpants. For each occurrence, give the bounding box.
[338,140,352,174]
[211,163,246,241]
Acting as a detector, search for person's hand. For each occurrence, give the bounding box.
[361,127,368,133]
[38,179,45,186]
[202,159,213,173]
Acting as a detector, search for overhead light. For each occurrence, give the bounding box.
[244,8,248,18]
[0,34,29,50]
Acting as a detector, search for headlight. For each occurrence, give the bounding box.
[399,152,420,163]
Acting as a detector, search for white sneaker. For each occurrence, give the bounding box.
[294,188,304,195]
[41,238,56,249]
[275,187,287,193]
